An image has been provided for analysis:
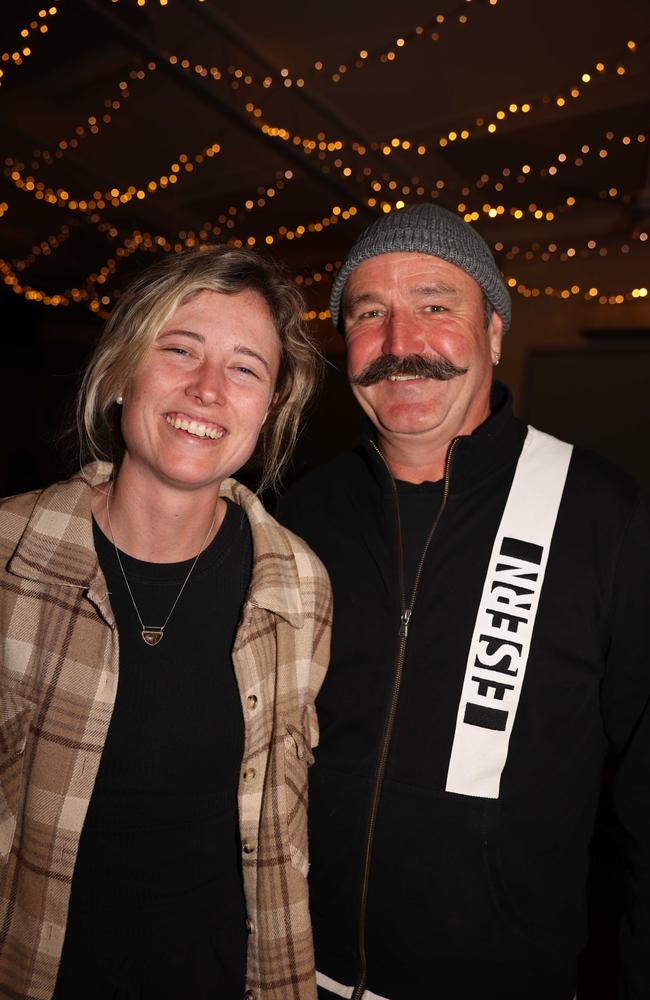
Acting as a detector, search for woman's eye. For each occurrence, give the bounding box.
[164,346,191,356]
[234,365,258,378]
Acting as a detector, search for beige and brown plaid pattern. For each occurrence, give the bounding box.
[0,464,331,1000]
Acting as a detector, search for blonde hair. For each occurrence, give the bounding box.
[77,246,322,491]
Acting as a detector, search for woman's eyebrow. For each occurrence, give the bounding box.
[233,344,270,372]
[157,328,205,343]
[157,331,271,372]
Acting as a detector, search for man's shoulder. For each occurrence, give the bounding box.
[275,446,372,542]
[281,448,367,506]
[555,435,644,508]
[528,426,648,527]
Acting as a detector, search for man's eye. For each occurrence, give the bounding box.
[423,304,445,313]
[357,308,383,320]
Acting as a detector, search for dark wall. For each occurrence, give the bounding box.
[1,289,97,496]
[523,346,650,496]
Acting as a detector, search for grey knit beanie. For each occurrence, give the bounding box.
[329,203,511,334]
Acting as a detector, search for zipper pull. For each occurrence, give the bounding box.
[399,608,411,638]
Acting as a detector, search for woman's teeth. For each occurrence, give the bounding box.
[165,415,225,439]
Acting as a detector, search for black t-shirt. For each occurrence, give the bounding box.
[54,500,252,999]
[395,478,443,601]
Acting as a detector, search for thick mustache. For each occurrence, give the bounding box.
[349,353,469,387]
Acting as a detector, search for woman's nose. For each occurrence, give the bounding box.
[186,361,225,405]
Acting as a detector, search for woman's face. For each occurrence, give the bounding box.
[118,288,280,498]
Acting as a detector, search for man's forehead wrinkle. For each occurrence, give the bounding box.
[411,283,459,297]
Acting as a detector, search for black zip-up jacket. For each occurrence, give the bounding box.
[277,385,650,1000]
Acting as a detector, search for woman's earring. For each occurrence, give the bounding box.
[116,395,124,405]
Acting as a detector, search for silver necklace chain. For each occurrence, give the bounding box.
[105,488,217,646]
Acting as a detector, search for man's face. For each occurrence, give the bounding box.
[342,252,503,451]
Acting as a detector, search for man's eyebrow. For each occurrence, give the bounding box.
[343,291,382,315]
[343,283,459,315]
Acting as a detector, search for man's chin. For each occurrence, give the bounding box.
[354,386,449,430]
[375,406,450,439]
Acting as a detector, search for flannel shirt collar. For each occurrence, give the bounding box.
[8,462,111,591]
[9,464,304,628]
[220,478,305,628]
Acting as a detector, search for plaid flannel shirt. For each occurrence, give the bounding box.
[0,463,331,1000]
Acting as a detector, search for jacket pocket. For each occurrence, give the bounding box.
[0,690,35,864]
[283,707,316,878]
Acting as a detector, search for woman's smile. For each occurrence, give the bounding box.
[164,412,227,440]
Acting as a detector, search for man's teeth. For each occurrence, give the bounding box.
[165,415,225,439]
[388,374,423,381]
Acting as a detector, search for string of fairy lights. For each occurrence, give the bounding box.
[5,140,225,212]
[248,106,646,221]
[177,36,640,144]
[5,109,645,231]
[295,226,650,285]
[1,1,648,318]
[105,0,499,89]
[2,0,641,204]
[2,0,638,160]
[0,2,61,88]
[5,165,301,293]
[3,203,648,316]
[26,67,155,171]
[309,0,501,84]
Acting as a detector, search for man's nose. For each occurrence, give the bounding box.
[381,310,425,357]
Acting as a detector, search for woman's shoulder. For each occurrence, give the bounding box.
[0,487,43,547]
[222,477,331,592]
[275,519,331,584]
[0,467,105,568]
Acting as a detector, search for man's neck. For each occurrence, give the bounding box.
[377,404,494,484]
[378,436,450,484]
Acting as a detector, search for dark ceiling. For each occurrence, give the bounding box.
[1,0,650,342]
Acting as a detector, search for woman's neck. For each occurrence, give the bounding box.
[91,472,226,563]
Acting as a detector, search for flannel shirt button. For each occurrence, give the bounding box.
[246,694,258,710]
[242,839,256,854]
[243,767,256,783]
[246,916,255,933]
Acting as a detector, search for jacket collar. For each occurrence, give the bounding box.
[9,464,304,627]
[220,478,304,627]
[8,462,112,591]
[359,381,527,495]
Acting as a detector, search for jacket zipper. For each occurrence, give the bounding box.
[351,438,460,1000]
